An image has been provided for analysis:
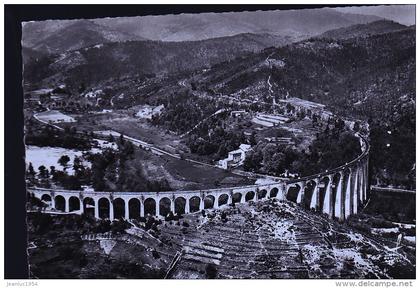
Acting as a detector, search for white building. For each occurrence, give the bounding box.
[218,144,251,170]
[230,110,247,117]
[135,104,164,119]
[251,113,290,127]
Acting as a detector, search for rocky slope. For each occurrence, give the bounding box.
[28,199,416,279]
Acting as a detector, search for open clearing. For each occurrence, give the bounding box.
[36,110,76,123]
[26,145,86,174]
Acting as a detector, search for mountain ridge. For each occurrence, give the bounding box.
[318,19,409,40]
[23,19,147,54]
[94,8,383,42]
[22,32,304,88]
[22,8,384,55]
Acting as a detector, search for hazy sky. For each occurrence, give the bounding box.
[334,5,415,26]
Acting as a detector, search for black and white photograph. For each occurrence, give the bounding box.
[3,3,417,281]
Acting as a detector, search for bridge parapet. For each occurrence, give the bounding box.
[28,181,286,221]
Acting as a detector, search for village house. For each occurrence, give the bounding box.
[230,110,247,117]
[218,144,252,170]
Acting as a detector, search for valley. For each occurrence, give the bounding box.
[21,7,416,280]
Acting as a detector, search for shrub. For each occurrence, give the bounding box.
[110,220,129,234]
[205,263,218,279]
[369,217,394,228]
[349,221,371,234]
[152,249,160,259]
[165,211,175,221]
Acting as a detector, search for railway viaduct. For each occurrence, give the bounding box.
[28,134,369,222]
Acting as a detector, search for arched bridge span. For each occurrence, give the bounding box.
[28,134,369,222]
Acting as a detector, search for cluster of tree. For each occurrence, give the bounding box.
[28,211,167,278]
[28,210,96,235]
[186,125,247,159]
[25,125,93,150]
[244,122,361,177]
[95,137,171,192]
[27,134,171,192]
[205,264,218,279]
[363,190,415,223]
[151,89,222,134]
[83,135,171,192]
[27,154,92,190]
[87,142,130,191]
[368,96,415,189]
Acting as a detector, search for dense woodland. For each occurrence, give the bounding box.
[23,33,288,89]
[25,123,93,150]
[368,97,416,189]
[150,89,221,134]
[244,119,361,177]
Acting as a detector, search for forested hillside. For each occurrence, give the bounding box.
[318,20,408,40]
[193,28,415,188]
[23,33,295,90]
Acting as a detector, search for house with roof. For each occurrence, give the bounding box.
[218,144,252,170]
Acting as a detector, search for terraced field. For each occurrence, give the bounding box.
[154,200,415,279]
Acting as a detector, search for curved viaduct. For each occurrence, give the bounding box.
[28,134,369,222]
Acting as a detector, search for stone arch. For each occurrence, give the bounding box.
[98,198,111,219]
[144,198,156,216]
[41,194,52,202]
[204,195,215,209]
[245,191,255,201]
[269,187,279,198]
[286,184,301,202]
[159,197,172,217]
[218,194,229,207]
[113,198,125,219]
[189,196,201,213]
[129,198,141,219]
[318,176,331,212]
[302,180,317,209]
[54,195,65,211]
[232,192,242,204]
[257,189,267,200]
[69,196,80,212]
[175,197,186,215]
[83,197,95,217]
